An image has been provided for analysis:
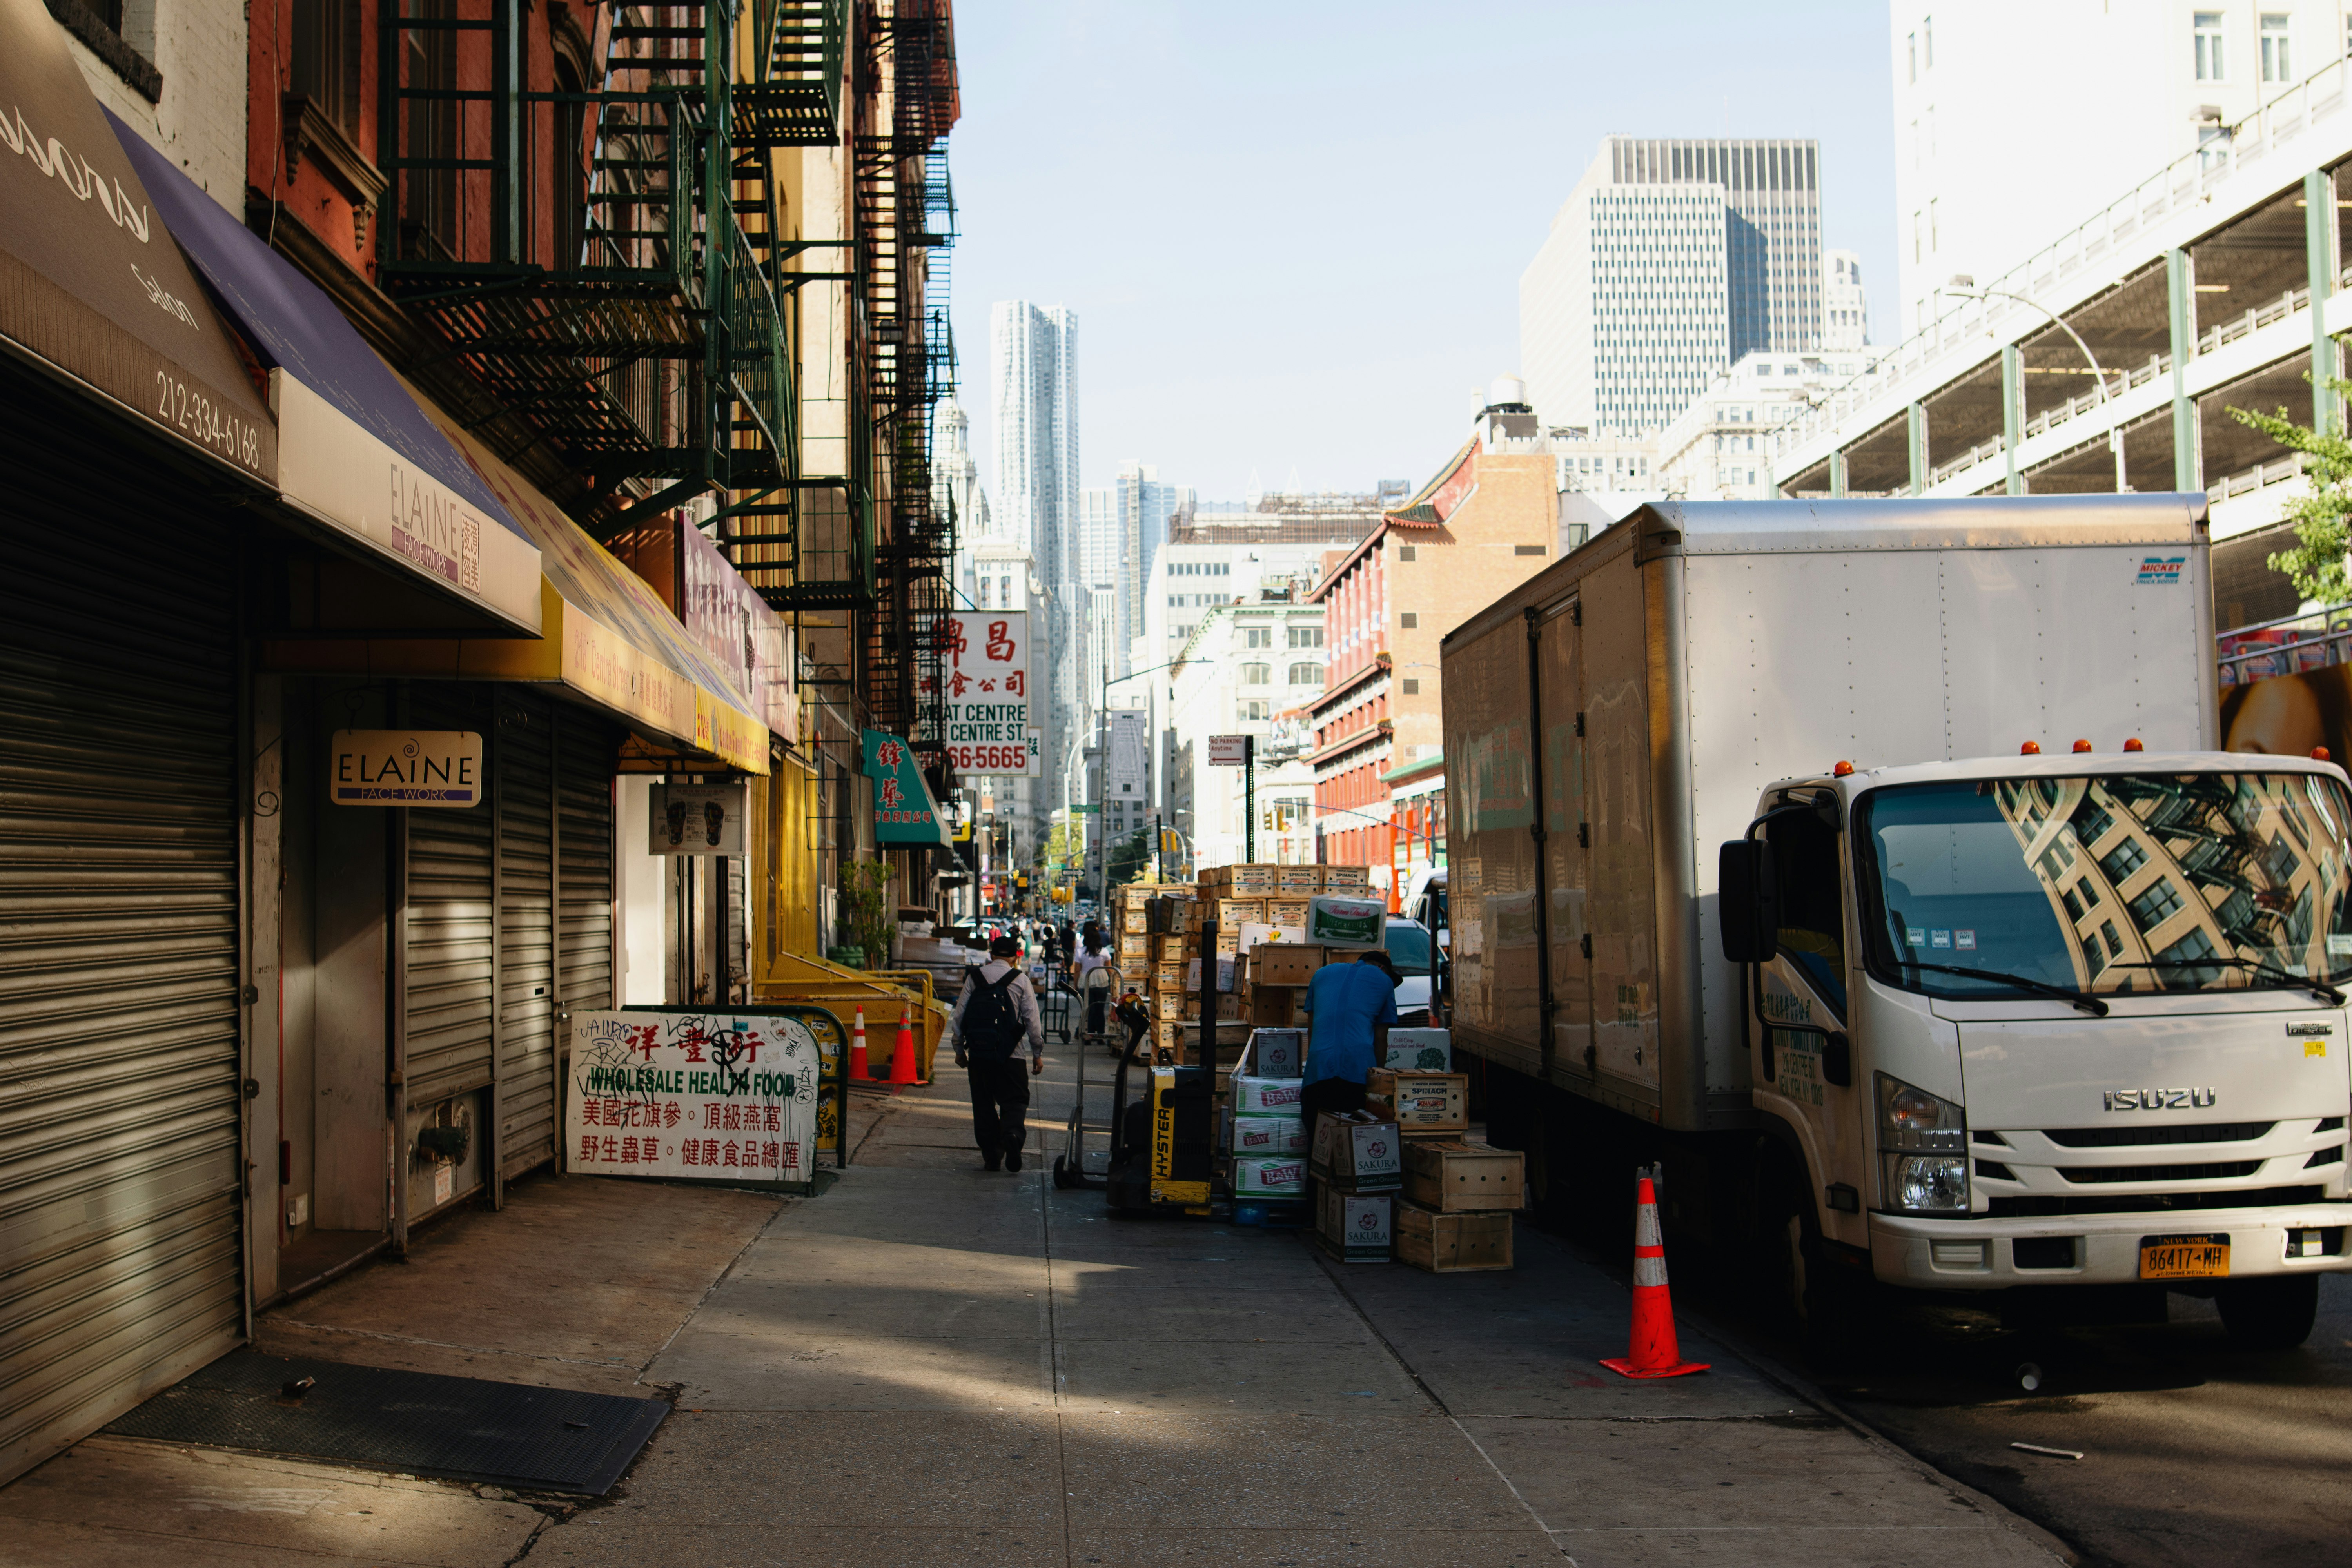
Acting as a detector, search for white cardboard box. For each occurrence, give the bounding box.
[1310,1112,1403,1191]
[1381,1028,1451,1072]
[1232,1113,1308,1157]
[1244,1027,1305,1079]
[1318,1187,1392,1261]
[1230,1076,1306,1116]
[1232,1154,1308,1200]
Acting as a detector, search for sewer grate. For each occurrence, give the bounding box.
[103,1350,668,1495]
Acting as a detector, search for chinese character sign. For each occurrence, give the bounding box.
[946,610,1039,777]
[566,1011,822,1182]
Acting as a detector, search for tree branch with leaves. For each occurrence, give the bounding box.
[2227,373,2352,606]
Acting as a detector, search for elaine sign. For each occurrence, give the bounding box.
[330,730,484,807]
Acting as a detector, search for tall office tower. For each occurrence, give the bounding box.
[1888,4,2318,338]
[1521,136,1822,435]
[1115,461,1192,680]
[990,301,1080,811]
[1822,250,1869,351]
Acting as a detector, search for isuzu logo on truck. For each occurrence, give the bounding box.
[2103,1088,2218,1111]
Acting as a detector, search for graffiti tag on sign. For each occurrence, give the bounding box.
[566,1011,821,1181]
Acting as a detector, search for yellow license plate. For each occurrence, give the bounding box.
[2139,1234,2230,1279]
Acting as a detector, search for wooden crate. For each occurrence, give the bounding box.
[1401,1140,1525,1212]
[1321,865,1372,893]
[1367,1069,1468,1136]
[1396,1200,1513,1272]
[1247,985,1299,1027]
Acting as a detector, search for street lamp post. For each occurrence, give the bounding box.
[1947,274,2127,491]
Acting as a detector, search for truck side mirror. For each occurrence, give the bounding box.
[1718,840,1778,963]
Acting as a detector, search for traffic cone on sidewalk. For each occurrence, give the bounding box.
[887,1003,921,1086]
[848,1007,872,1083]
[1600,1172,1710,1379]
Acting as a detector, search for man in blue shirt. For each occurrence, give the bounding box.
[1297,949,1402,1128]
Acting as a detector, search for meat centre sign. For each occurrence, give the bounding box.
[942,610,1040,777]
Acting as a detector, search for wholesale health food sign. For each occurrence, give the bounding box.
[565,1011,822,1183]
[943,610,1040,777]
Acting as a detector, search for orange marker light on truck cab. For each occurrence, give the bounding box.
[2123,737,2144,752]
[2072,739,2094,753]
[2316,747,2333,762]
[2020,741,2042,755]
[1832,760,1855,777]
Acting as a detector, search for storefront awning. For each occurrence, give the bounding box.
[0,0,274,484]
[107,113,541,637]
[865,730,953,847]
[264,399,768,774]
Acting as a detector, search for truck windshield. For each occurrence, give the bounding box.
[1854,772,2352,1000]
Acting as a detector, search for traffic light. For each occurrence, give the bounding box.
[1160,829,1181,854]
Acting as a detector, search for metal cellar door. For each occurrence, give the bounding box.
[0,508,243,1483]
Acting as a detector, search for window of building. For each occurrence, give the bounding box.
[2099,837,2147,884]
[2262,12,2292,80]
[2101,919,2125,958]
[1244,628,1272,648]
[1239,700,1270,722]
[1923,14,1932,67]
[1241,663,1271,685]
[1402,678,1420,695]
[1398,545,1416,561]
[1399,612,1418,628]
[1289,626,1323,648]
[293,0,362,131]
[1288,662,1321,685]
[1514,544,1546,557]
[2196,11,2225,79]
[2129,877,2185,931]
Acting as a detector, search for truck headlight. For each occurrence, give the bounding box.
[1878,1073,1969,1213]
[1889,1154,1969,1213]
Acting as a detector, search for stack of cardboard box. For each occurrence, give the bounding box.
[1225,1029,1307,1207]
[1309,1109,1404,1261]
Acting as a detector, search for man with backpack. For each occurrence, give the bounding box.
[947,934,1047,1171]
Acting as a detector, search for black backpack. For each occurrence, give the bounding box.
[960,966,1024,1061]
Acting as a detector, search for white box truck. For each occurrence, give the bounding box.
[1439,496,2352,1348]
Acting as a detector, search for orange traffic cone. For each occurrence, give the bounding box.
[848,1006,872,1083]
[887,1003,921,1086]
[1600,1172,1709,1379]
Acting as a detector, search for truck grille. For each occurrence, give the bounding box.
[1985,1184,2322,1218]
[2059,1160,2262,1185]
[2042,1122,2273,1148]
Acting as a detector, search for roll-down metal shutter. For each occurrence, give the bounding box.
[494,693,555,1178]
[556,715,620,1028]
[0,483,242,1483]
[404,686,494,1111]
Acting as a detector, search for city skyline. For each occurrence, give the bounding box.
[946,1,1897,502]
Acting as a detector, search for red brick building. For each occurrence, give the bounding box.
[1309,406,1560,907]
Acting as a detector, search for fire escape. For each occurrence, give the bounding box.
[851,0,958,756]
[376,0,846,537]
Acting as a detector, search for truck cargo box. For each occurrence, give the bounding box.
[1439,495,2214,1132]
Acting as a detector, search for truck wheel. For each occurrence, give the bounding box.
[1762,1175,1854,1364]
[2217,1275,2318,1350]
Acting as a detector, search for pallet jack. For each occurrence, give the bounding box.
[1102,915,1225,1215]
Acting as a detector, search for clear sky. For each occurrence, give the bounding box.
[945,0,1895,506]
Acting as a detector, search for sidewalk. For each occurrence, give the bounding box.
[0,1049,2074,1566]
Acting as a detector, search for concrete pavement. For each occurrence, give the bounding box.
[0,1036,2073,1566]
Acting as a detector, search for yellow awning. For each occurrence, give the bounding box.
[263,382,768,774]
